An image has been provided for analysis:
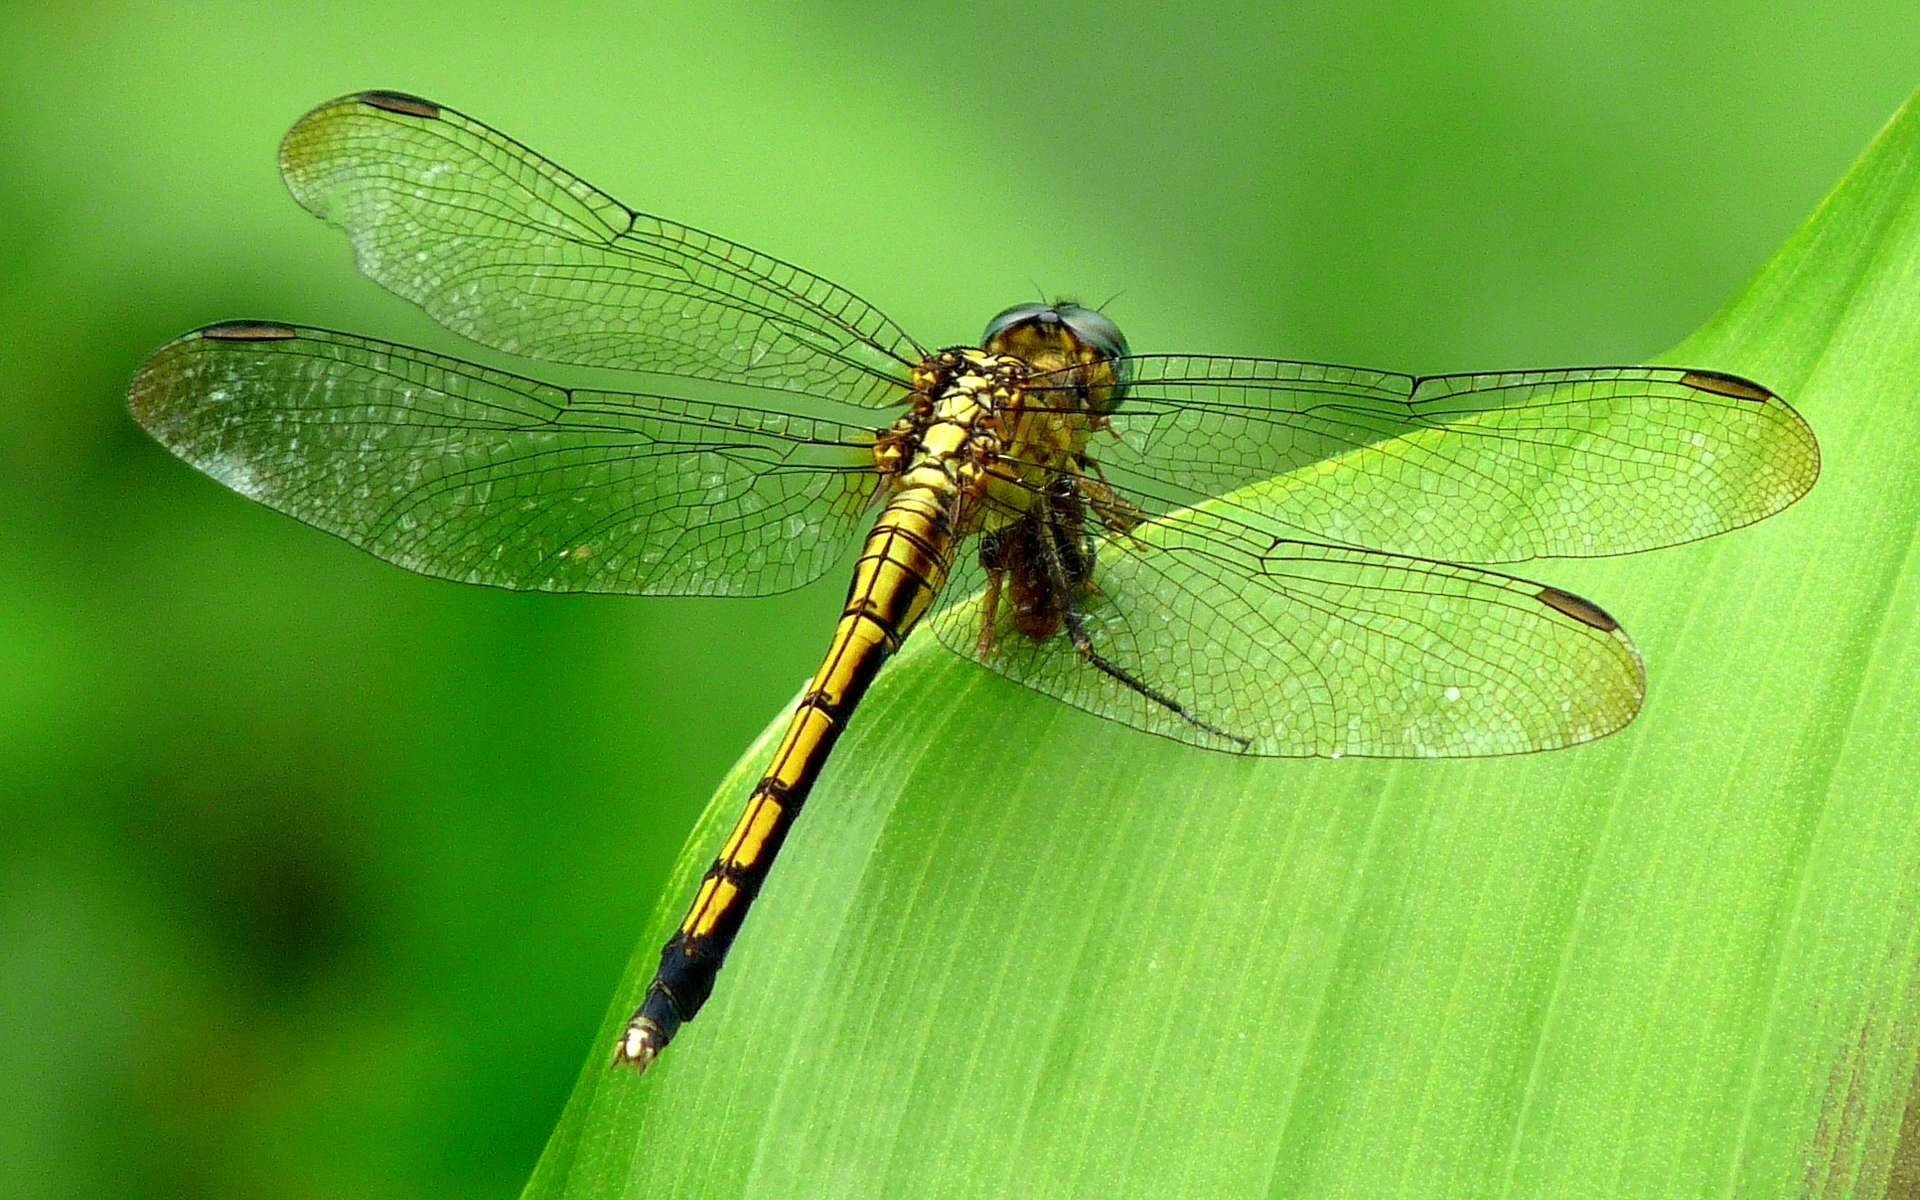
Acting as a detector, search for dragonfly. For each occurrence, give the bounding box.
[128,90,1819,1074]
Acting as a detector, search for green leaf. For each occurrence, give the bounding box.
[527,93,1920,1199]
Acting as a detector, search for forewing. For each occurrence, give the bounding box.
[278,91,921,404]
[129,323,881,595]
[1055,356,1817,562]
[930,496,1644,758]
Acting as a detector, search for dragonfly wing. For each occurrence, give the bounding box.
[1065,357,1817,562]
[279,91,921,404]
[130,323,882,596]
[930,498,1643,758]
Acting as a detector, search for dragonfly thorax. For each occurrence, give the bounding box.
[881,349,1023,482]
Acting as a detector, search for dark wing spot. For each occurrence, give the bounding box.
[357,90,441,119]
[1535,585,1620,632]
[201,321,300,342]
[1681,369,1775,403]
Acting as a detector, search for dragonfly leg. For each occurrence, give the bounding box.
[1038,508,1250,749]
[1075,458,1144,537]
[1058,605,1244,746]
[975,525,1015,656]
[976,569,1004,657]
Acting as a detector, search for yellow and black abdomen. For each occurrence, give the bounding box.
[616,479,956,1068]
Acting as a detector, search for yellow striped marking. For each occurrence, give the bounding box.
[693,879,740,938]
[677,480,954,948]
[719,795,762,861]
[724,796,784,869]
[680,876,719,936]
[766,705,835,792]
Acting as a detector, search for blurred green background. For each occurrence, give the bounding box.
[1,3,1913,1198]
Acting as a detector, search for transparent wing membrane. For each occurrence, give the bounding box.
[130,90,1821,764]
[130,323,881,595]
[134,89,1831,1082]
[1037,356,1817,562]
[279,91,922,403]
[930,488,1645,758]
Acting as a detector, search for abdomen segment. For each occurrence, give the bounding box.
[614,483,953,1071]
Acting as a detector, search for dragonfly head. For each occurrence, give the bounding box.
[982,301,1131,414]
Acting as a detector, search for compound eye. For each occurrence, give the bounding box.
[1055,304,1132,412]
[1054,304,1131,362]
[981,302,1053,345]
